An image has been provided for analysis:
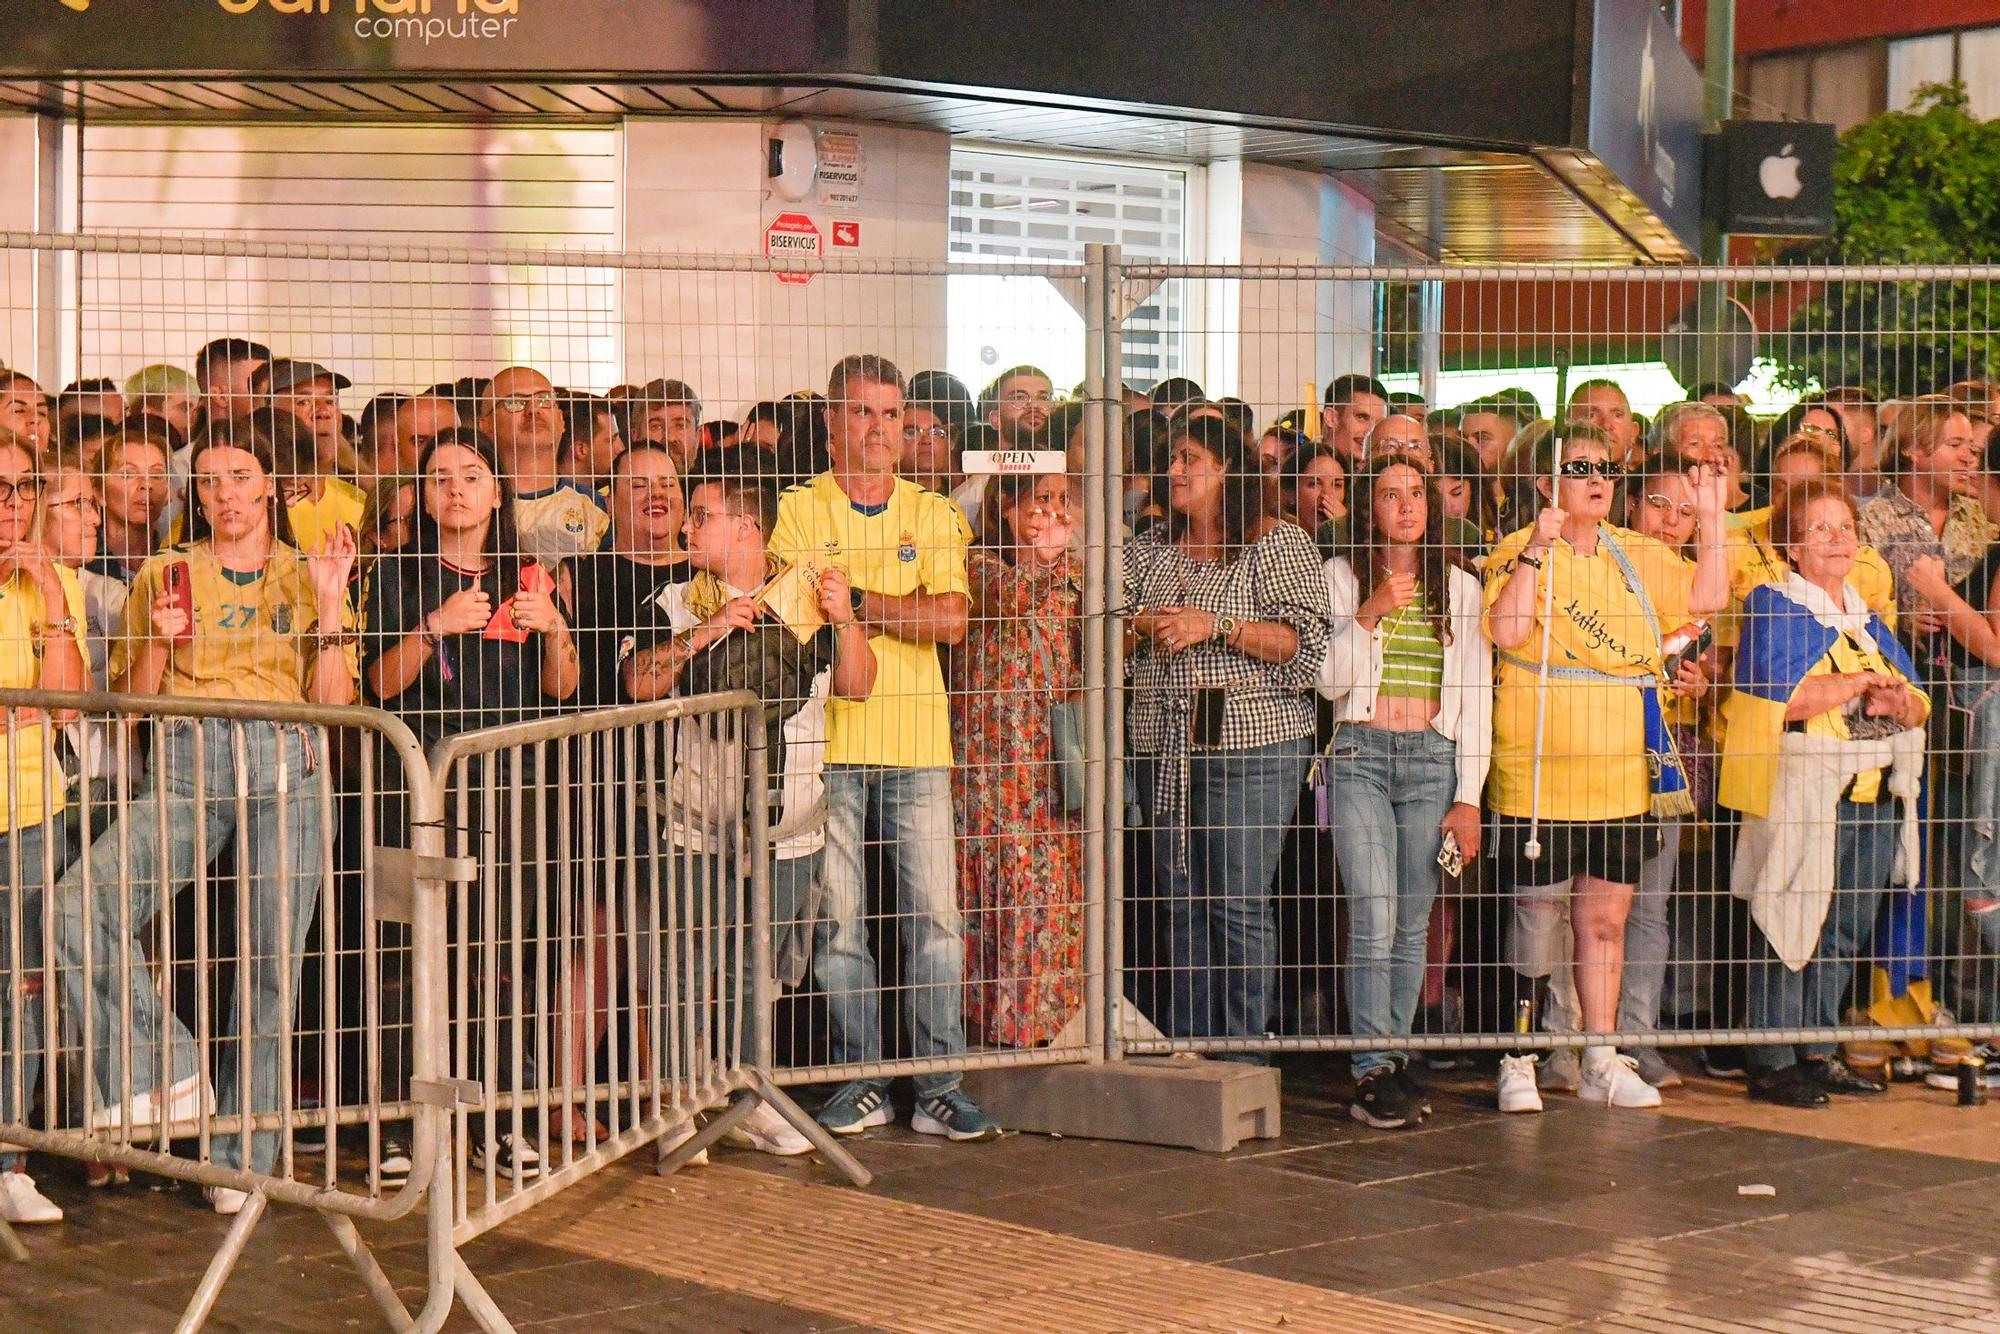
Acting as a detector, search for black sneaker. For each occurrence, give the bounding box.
[1396,1063,1432,1119]
[1700,1045,1750,1080]
[1806,1056,1886,1096]
[1350,1068,1413,1129]
[1747,1064,1828,1109]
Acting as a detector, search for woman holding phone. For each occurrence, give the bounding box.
[1316,454,1490,1128]
[363,425,577,1180]
[51,413,356,1214]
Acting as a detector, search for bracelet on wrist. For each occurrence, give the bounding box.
[1516,551,1544,570]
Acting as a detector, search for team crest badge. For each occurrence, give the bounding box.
[897,531,917,563]
[272,605,293,635]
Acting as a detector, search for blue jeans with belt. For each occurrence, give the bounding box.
[1745,796,1898,1072]
[1143,735,1312,1045]
[1324,724,1457,1077]
[53,718,326,1174]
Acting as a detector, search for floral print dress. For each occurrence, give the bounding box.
[951,549,1084,1047]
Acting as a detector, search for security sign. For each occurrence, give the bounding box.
[765,211,820,285]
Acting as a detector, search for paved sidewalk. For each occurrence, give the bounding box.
[4,1056,1997,1330]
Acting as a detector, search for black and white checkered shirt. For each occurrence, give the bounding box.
[1124,522,1331,753]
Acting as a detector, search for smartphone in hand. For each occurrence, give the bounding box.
[163,561,195,646]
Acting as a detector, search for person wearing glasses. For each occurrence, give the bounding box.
[899,400,960,496]
[1484,421,1728,1113]
[623,449,875,1155]
[479,366,608,567]
[1721,480,1929,1107]
[1763,399,1853,499]
[51,413,357,1214]
[0,441,90,1225]
[1316,454,1490,1128]
[982,365,1057,449]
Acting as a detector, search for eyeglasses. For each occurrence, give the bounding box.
[0,478,39,504]
[686,505,746,527]
[1797,422,1840,441]
[1558,459,1624,479]
[904,425,952,443]
[1001,390,1055,405]
[1642,492,1696,518]
[47,496,102,517]
[494,392,558,412]
[1804,520,1858,540]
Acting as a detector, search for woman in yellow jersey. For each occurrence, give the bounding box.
[0,441,89,1225]
[1484,422,1728,1113]
[1721,481,1929,1108]
[1317,455,1489,1128]
[52,414,356,1214]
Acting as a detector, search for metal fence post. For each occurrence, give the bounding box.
[1084,242,1128,1063]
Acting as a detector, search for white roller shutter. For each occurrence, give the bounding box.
[75,123,622,397]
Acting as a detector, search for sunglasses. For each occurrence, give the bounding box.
[1558,459,1624,480]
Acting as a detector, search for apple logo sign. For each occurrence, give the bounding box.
[1760,145,1804,201]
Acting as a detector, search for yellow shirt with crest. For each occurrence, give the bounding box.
[0,566,90,835]
[1483,524,1692,822]
[769,472,969,769]
[113,542,356,703]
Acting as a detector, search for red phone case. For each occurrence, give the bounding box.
[483,564,555,644]
[163,561,195,646]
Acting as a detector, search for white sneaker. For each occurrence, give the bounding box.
[0,1170,64,1224]
[1497,1054,1544,1114]
[658,1118,709,1168]
[90,1074,210,1133]
[724,1101,813,1157]
[206,1186,250,1216]
[1579,1054,1663,1108]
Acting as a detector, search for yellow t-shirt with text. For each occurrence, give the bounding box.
[1484,525,1692,822]
[769,472,969,769]
[0,566,89,835]
[115,542,355,703]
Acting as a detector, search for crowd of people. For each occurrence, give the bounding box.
[1,342,1998,1229]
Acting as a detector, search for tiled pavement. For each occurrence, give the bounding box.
[5,1056,1999,1331]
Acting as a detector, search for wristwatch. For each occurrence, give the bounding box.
[1211,614,1240,646]
[850,587,866,620]
[38,616,78,639]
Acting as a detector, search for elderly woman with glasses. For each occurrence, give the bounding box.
[1722,479,1929,1107]
[1484,421,1729,1114]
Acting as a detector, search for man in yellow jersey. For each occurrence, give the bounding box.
[769,354,998,1143]
[481,365,608,567]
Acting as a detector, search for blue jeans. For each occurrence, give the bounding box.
[53,719,326,1173]
[1746,797,1898,1072]
[1324,725,1456,1076]
[1954,666,2000,1019]
[2,822,62,1166]
[664,846,819,1061]
[1143,736,1311,1044]
[816,766,966,1098]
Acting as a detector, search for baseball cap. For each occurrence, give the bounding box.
[123,364,200,400]
[255,358,352,395]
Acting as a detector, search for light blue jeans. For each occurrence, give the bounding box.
[53,719,326,1173]
[2,822,61,1170]
[1954,666,2000,1019]
[1143,735,1313,1045]
[1324,725,1457,1076]
[663,846,819,1061]
[815,766,966,1098]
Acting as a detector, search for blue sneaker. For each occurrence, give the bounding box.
[911,1089,1000,1142]
[816,1080,893,1136]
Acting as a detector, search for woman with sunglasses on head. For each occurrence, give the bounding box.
[1316,454,1490,1128]
[0,441,89,1224]
[1484,421,1728,1113]
[51,413,356,1215]
[1125,415,1332,1048]
[1721,480,1930,1106]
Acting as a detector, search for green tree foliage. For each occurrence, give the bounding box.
[1776,83,2000,395]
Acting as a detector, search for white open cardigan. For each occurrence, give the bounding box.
[1316,558,1493,807]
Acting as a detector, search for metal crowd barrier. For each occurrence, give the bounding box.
[425,693,867,1319]
[0,688,460,1333]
